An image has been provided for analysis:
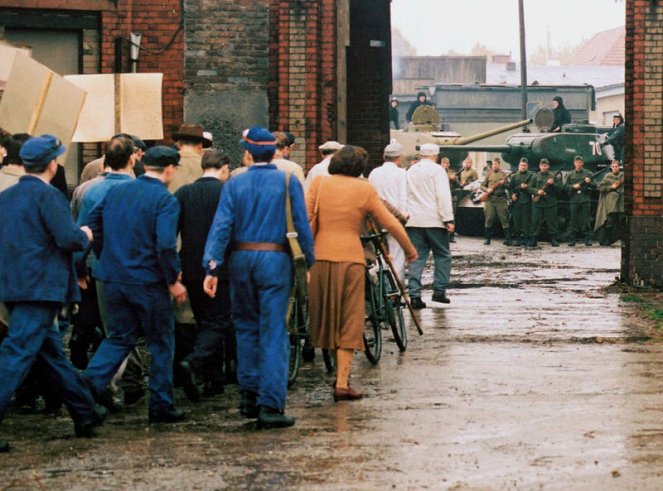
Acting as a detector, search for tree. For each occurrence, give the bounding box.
[391,28,418,58]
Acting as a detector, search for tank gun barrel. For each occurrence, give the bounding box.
[450,119,532,145]
[439,145,512,153]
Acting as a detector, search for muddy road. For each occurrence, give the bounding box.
[2,238,663,490]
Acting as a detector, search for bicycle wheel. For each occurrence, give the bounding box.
[363,278,383,364]
[287,333,302,387]
[383,270,407,352]
[322,349,336,373]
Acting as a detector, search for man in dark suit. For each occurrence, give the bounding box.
[175,149,233,397]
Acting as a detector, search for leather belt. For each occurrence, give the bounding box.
[234,242,287,252]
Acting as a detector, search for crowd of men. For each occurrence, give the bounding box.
[0,114,624,452]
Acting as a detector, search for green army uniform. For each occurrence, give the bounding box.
[565,168,595,245]
[508,170,534,246]
[481,170,511,245]
[448,171,462,242]
[526,170,562,247]
[459,168,479,187]
[594,171,624,245]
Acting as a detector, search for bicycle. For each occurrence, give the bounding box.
[287,291,308,387]
[360,229,408,365]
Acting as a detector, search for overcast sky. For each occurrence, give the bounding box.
[391,0,625,60]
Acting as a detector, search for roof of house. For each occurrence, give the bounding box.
[486,63,624,88]
[568,26,625,66]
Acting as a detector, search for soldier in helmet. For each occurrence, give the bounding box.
[508,158,534,246]
[594,160,625,246]
[526,158,562,248]
[565,155,595,246]
[406,91,433,123]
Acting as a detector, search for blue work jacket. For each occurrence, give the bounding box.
[203,164,315,274]
[0,175,89,303]
[87,174,181,286]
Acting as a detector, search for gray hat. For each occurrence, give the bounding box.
[384,141,404,157]
[318,141,343,151]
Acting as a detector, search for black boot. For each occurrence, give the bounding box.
[257,406,295,429]
[148,407,185,424]
[525,236,537,249]
[178,360,202,403]
[551,235,559,247]
[0,441,9,453]
[503,228,513,246]
[240,390,258,418]
[483,226,492,245]
[74,405,108,438]
[513,234,522,247]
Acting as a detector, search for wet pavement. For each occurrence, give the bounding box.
[2,238,663,490]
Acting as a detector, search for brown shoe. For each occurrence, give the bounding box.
[333,387,363,402]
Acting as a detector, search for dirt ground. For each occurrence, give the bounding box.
[2,237,663,490]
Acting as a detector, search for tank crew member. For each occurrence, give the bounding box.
[594,161,624,246]
[458,157,478,187]
[480,157,511,246]
[203,127,314,429]
[565,155,595,246]
[526,158,561,248]
[406,143,454,308]
[508,158,534,247]
[368,140,409,281]
[304,140,343,191]
[406,91,433,123]
[441,157,460,243]
[389,98,400,130]
[550,96,572,133]
[604,114,625,163]
[0,135,106,452]
[85,146,189,424]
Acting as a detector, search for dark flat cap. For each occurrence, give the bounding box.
[142,146,180,167]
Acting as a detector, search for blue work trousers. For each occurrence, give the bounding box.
[229,251,291,411]
[0,302,96,420]
[85,282,175,412]
[406,227,452,298]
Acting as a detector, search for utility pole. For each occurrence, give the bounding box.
[518,0,528,124]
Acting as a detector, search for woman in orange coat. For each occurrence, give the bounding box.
[306,145,417,401]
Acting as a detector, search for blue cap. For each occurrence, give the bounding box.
[239,126,276,154]
[142,146,180,167]
[19,134,66,168]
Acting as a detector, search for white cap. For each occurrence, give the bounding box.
[419,143,440,156]
[384,140,404,157]
[318,141,343,151]
[203,131,213,142]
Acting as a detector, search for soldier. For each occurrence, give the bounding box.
[458,156,478,187]
[441,157,460,243]
[594,161,624,246]
[526,158,561,248]
[565,155,595,246]
[508,158,534,247]
[480,157,511,245]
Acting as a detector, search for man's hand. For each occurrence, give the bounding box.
[405,250,418,265]
[538,189,545,196]
[547,178,554,185]
[307,272,311,283]
[511,193,518,202]
[446,222,455,234]
[573,183,581,190]
[80,225,93,242]
[486,188,493,194]
[78,276,90,290]
[169,281,187,306]
[611,183,619,189]
[520,183,528,189]
[203,275,218,298]
[584,177,591,184]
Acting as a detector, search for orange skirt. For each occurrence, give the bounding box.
[308,261,365,351]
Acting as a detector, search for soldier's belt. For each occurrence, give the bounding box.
[234,242,288,252]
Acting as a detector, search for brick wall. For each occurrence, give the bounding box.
[269,0,339,170]
[622,0,663,288]
[184,0,270,166]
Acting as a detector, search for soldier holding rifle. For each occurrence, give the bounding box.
[594,161,624,246]
[526,158,562,248]
[480,157,512,246]
[508,158,534,247]
[565,155,595,247]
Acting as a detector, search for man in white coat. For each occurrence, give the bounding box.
[405,143,455,309]
[304,141,343,191]
[368,141,408,281]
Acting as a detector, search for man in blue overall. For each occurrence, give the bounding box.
[203,127,314,429]
[0,135,106,452]
[84,146,189,424]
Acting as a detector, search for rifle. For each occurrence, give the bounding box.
[479,171,513,203]
[367,217,423,336]
[532,170,562,203]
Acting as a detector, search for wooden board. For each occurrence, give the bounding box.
[0,43,31,91]
[65,74,115,142]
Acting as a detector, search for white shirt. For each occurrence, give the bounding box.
[368,161,407,214]
[406,158,454,228]
[304,157,331,192]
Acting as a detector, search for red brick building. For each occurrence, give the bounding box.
[0,0,660,287]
